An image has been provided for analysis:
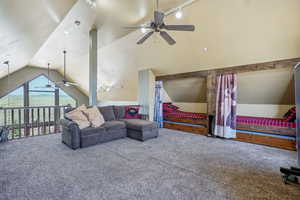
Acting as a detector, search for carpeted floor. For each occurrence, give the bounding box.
[0,129,299,200]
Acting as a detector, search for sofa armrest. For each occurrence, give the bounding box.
[60,118,81,150]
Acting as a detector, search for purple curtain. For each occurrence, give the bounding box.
[214,74,237,138]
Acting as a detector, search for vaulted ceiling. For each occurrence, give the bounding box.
[1,0,300,103]
[0,0,193,93]
[0,0,77,77]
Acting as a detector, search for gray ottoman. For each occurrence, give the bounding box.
[121,119,158,141]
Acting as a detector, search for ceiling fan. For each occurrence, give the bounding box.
[56,50,79,87]
[123,0,195,45]
[35,63,58,89]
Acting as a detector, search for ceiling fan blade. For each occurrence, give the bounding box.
[67,82,79,86]
[164,25,195,31]
[154,11,164,25]
[137,31,154,44]
[160,31,176,45]
[122,26,151,30]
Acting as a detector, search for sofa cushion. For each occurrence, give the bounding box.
[80,126,106,137]
[101,121,126,130]
[121,119,157,131]
[114,106,126,119]
[83,106,105,127]
[98,106,116,121]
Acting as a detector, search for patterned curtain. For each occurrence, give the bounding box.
[214,74,237,138]
[153,81,163,128]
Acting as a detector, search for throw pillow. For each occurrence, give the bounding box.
[83,106,105,128]
[283,106,296,122]
[163,103,174,112]
[65,106,90,129]
[125,106,141,119]
[163,103,179,112]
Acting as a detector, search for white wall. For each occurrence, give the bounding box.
[237,104,293,118]
[98,101,138,106]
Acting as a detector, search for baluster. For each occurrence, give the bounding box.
[18,109,21,138]
[31,108,34,136]
[4,109,7,126]
[11,109,14,139]
[48,107,51,134]
[43,107,46,135]
[37,108,40,135]
[54,106,57,133]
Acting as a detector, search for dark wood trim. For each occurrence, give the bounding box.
[156,57,300,81]
[164,122,208,135]
[164,116,208,126]
[236,132,296,151]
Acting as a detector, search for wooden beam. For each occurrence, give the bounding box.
[156,57,300,81]
[156,70,208,81]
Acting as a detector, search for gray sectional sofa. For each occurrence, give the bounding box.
[60,105,158,150]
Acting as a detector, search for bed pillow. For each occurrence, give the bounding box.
[83,106,105,128]
[65,105,90,129]
[283,106,296,122]
[163,103,179,112]
[163,103,174,112]
[125,106,141,119]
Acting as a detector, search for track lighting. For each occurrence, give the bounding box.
[175,9,183,19]
[141,27,147,34]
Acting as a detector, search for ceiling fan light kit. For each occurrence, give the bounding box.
[123,0,195,45]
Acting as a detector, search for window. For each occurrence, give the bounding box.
[0,75,77,108]
[0,86,24,107]
[29,75,55,106]
[59,89,76,107]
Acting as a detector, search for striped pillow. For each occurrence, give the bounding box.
[283,106,296,122]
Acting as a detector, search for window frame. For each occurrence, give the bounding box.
[0,75,78,108]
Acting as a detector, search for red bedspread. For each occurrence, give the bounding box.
[237,116,296,128]
[164,111,208,120]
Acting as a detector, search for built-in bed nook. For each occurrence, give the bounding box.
[161,77,209,135]
[156,59,298,151]
[235,68,296,150]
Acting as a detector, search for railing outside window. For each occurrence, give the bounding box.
[0,105,71,140]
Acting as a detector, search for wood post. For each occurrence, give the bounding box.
[206,72,216,115]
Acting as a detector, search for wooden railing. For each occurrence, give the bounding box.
[0,105,71,140]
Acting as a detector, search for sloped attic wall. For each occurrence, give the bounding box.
[237,68,294,118]
[97,0,300,103]
[163,77,207,113]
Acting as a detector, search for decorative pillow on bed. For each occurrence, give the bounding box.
[163,103,174,112]
[163,103,179,112]
[283,106,296,122]
[125,106,141,119]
